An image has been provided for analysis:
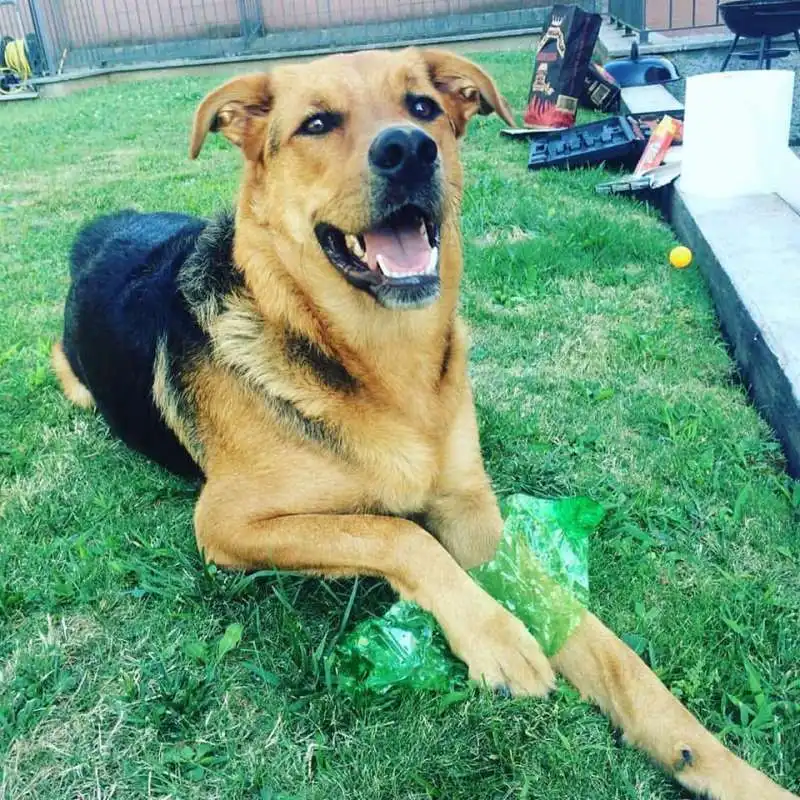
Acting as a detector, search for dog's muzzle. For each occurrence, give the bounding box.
[315,125,443,311]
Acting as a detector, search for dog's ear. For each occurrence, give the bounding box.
[189,73,273,161]
[421,49,516,137]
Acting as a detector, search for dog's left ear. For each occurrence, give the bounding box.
[421,49,516,137]
[189,73,273,161]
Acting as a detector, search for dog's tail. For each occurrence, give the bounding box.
[552,612,797,800]
[51,341,94,409]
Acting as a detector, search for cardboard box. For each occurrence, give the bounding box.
[523,4,602,129]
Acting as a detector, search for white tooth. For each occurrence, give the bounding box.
[345,233,365,260]
[376,251,438,279]
[425,246,439,275]
[376,254,395,277]
[376,255,403,278]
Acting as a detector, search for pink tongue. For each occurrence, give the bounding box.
[363,225,431,275]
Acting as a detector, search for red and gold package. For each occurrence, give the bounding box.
[633,115,681,176]
[523,4,602,129]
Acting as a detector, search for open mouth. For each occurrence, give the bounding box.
[315,205,441,309]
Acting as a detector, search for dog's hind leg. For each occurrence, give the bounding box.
[552,612,797,800]
[51,341,94,409]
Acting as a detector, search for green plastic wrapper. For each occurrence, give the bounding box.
[335,494,604,696]
[335,600,466,695]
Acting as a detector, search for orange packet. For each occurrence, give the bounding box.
[634,115,680,176]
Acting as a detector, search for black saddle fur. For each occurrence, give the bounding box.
[62,210,236,480]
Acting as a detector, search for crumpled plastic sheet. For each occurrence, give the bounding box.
[335,494,605,696]
[335,600,464,695]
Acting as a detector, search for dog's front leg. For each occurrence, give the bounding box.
[554,613,797,800]
[425,382,506,570]
[429,492,797,798]
[428,390,796,799]
[194,478,554,697]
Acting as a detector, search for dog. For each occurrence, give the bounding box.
[51,48,796,800]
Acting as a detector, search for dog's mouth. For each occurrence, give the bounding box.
[315,205,441,309]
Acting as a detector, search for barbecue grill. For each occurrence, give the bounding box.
[603,41,680,87]
[719,0,800,70]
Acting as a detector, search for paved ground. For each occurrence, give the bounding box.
[668,44,800,142]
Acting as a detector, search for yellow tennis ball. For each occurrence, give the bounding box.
[669,245,692,269]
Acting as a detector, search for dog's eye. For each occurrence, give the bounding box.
[297,112,341,136]
[407,95,442,122]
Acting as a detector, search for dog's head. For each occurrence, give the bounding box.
[190,49,513,311]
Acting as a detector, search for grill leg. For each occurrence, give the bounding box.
[765,35,772,69]
[794,29,800,55]
[720,34,739,71]
[757,35,767,68]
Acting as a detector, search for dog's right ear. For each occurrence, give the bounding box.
[189,73,273,161]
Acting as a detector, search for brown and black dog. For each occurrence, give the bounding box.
[52,48,795,799]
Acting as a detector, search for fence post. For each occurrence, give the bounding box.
[237,0,263,43]
[26,0,54,74]
[639,0,650,43]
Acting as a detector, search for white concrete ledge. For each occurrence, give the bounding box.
[671,185,800,476]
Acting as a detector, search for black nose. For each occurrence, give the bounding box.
[368,126,438,183]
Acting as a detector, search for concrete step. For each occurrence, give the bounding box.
[671,187,800,477]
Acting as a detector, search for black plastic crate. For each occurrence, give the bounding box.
[528,115,646,170]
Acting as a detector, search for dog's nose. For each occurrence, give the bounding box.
[369,126,438,182]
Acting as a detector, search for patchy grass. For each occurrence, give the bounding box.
[1,51,799,799]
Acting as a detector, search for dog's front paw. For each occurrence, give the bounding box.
[448,599,555,697]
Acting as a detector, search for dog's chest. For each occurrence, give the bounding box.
[345,395,451,513]
[203,302,459,512]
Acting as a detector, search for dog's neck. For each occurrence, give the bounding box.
[233,215,463,399]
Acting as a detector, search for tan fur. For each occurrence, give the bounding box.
[185,50,795,798]
[51,341,94,409]
[152,338,204,465]
[58,48,795,799]
[553,614,797,800]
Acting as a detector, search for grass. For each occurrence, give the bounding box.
[0,50,799,799]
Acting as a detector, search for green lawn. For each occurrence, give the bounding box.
[1,51,798,799]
